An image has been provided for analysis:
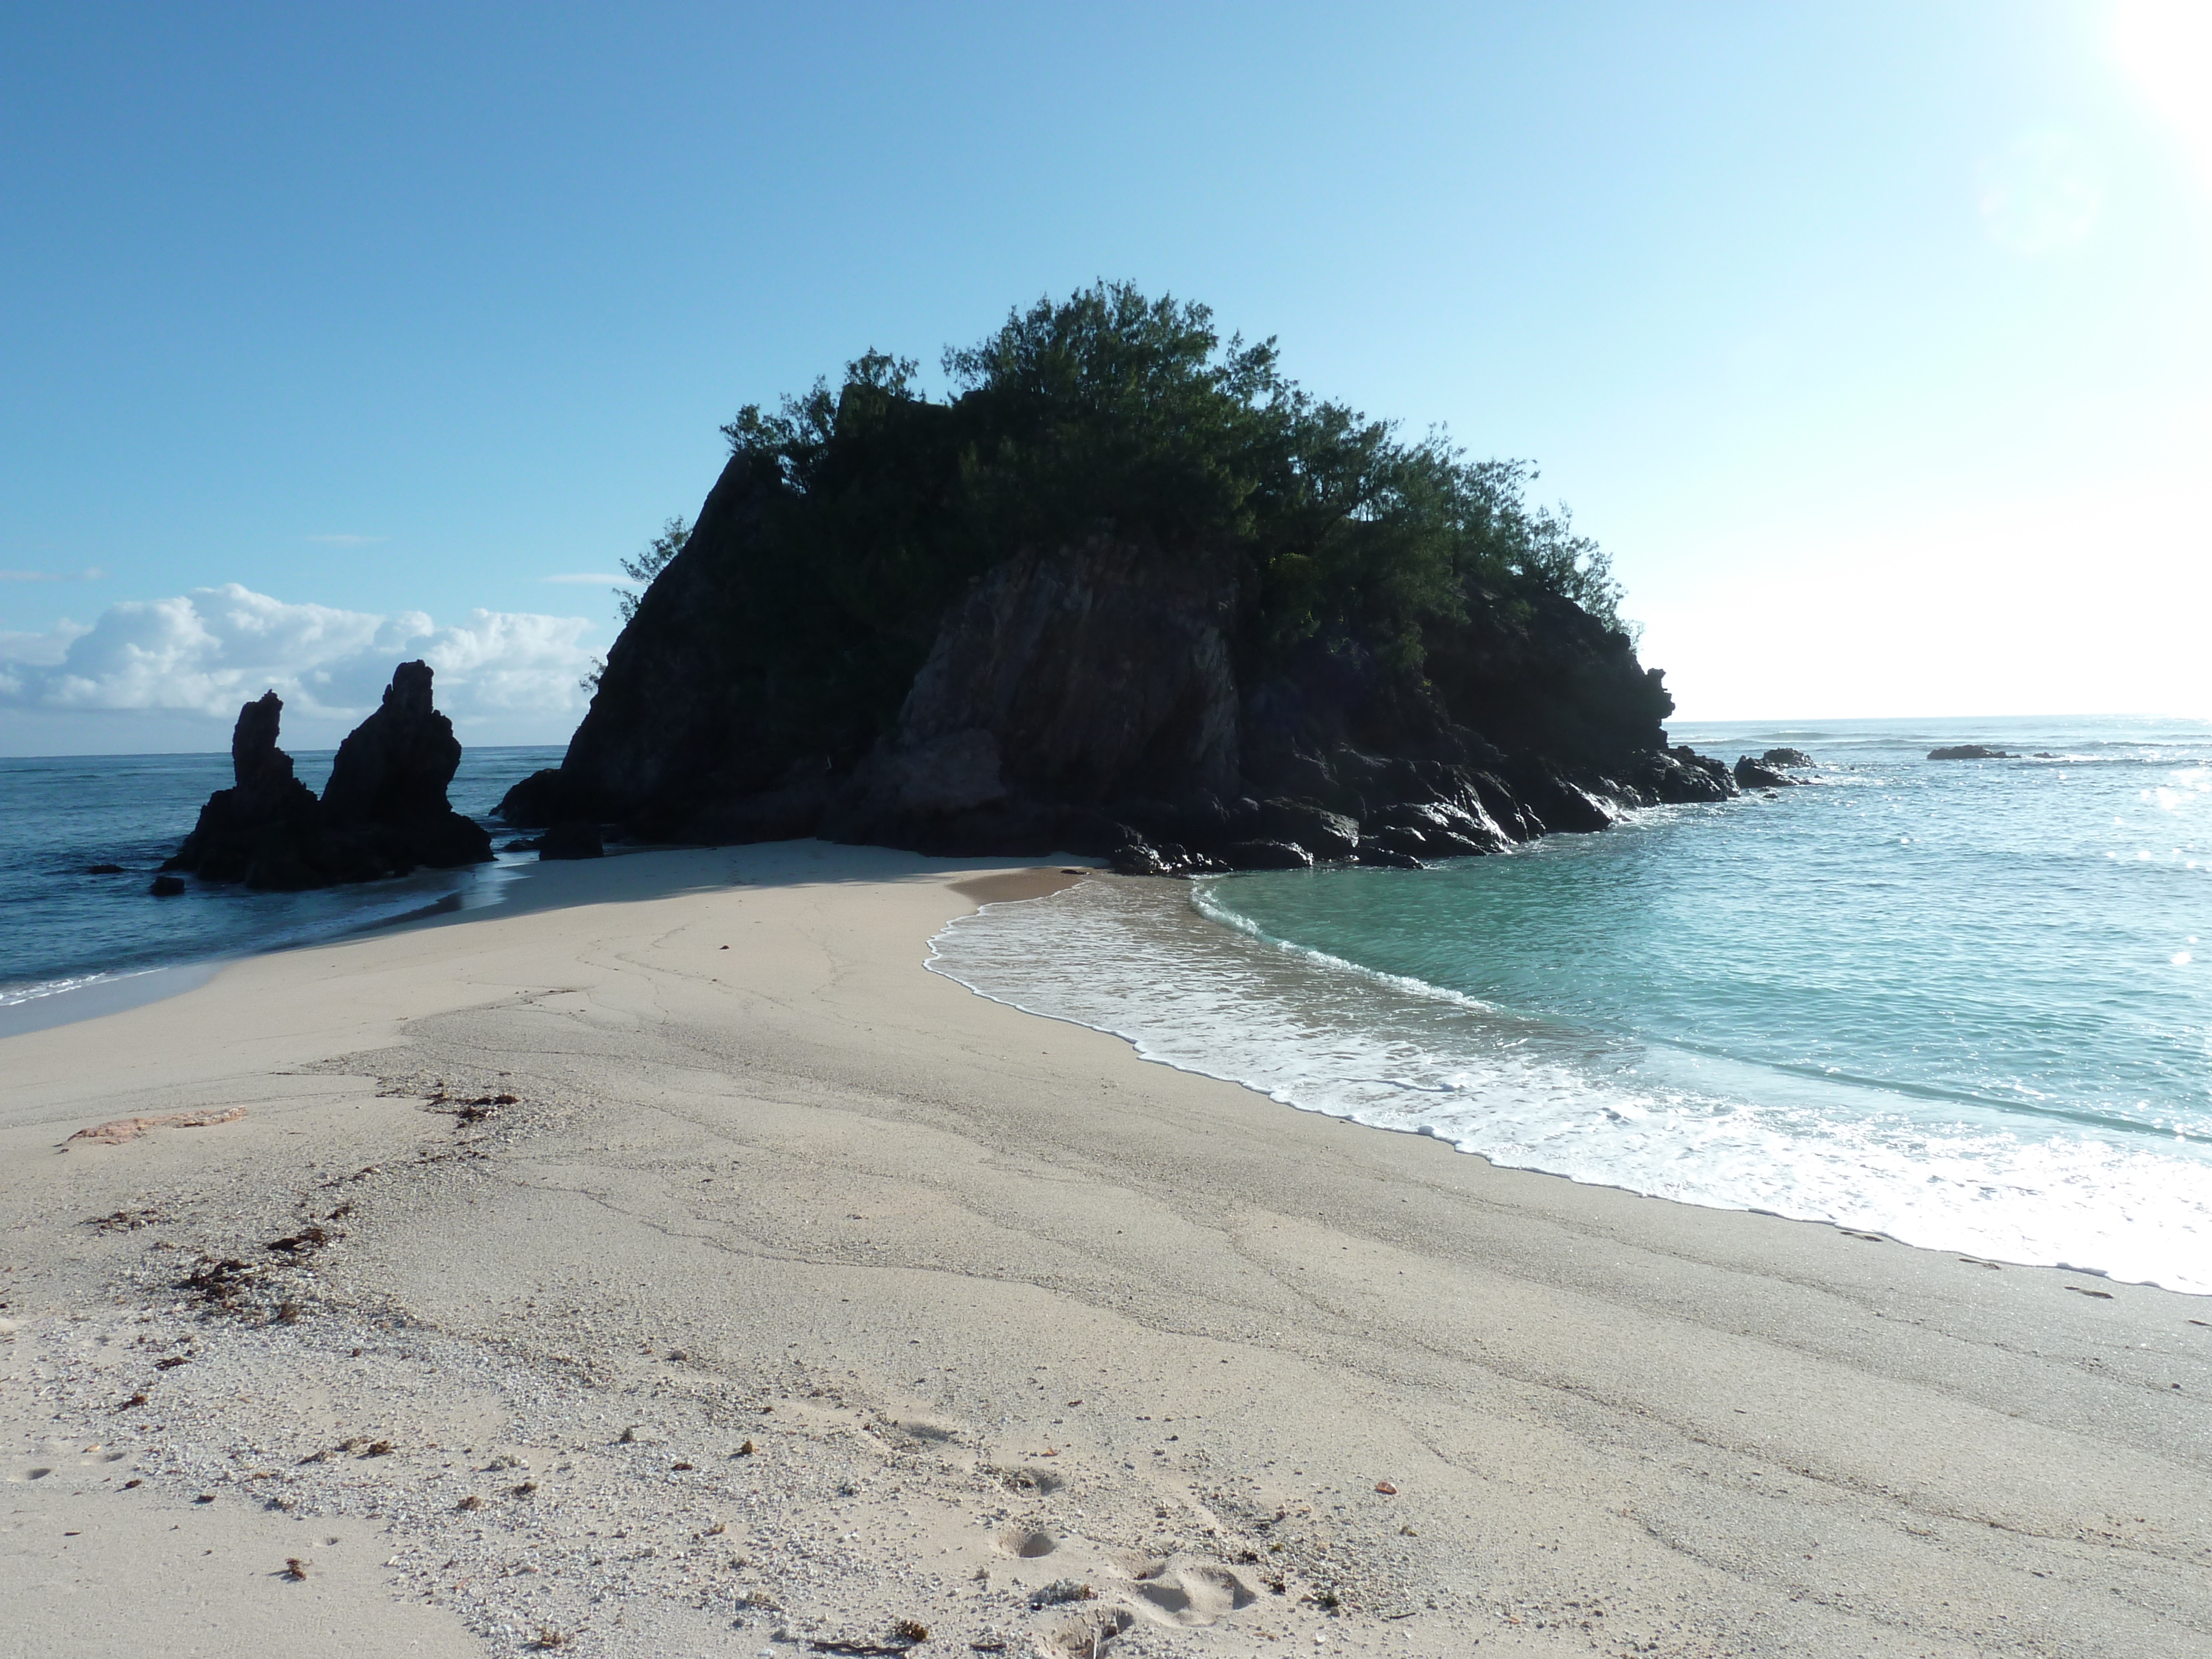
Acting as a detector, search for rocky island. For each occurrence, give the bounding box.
[501,285,1736,872]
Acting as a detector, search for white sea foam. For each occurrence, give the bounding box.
[0,971,117,1008]
[928,876,2212,1295]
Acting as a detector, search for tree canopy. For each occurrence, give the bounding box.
[717,282,1627,661]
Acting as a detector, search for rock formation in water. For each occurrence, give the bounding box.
[1731,747,1824,789]
[320,660,493,872]
[163,690,346,889]
[1733,757,1796,789]
[1928,744,2011,760]
[499,455,1734,873]
[497,286,1740,872]
[161,663,489,891]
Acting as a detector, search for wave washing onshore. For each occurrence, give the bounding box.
[930,716,2212,1294]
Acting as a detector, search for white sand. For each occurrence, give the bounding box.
[3,841,2206,1657]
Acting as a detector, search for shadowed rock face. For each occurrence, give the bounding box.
[826,538,1241,851]
[497,461,1738,870]
[322,661,491,870]
[161,691,337,889]
[901,538,1239,804]
[161,664,490,891]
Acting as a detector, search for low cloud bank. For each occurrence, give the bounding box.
[0,583,600,753]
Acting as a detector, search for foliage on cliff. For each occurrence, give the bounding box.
[688,284,1629,755]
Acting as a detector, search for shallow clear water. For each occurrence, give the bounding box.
[0,745,561,1007]
[930,716,2212,1293]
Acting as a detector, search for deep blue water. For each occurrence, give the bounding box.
[0,746,562,1004]
[932,717,2212,1292]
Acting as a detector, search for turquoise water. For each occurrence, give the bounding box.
[931,717,2212,1293]
[0,746,561,1013]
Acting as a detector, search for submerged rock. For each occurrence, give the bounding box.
[1761,747,1817,768]
[1928,744,2012,761]
[1733,755,1799,789]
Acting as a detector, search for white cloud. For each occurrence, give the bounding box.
[0,566,105,582]
[0,583,600,745]
[0,622,89,670]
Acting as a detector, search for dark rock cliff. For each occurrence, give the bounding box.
[163,662,491,890]
[825,535,1243,853]
[500,460,1735,873]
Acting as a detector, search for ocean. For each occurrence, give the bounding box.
[930,716,2212,1295]
[0,745,562,1032]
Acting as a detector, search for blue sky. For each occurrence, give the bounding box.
[3,2,2206,752]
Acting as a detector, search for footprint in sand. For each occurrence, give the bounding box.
[1123,1561,1258,1626]
[995,1526,1059,1559]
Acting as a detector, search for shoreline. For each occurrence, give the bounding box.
[934,834,2212,1300]
[4,843,2209,1656]
[0,961,225,1040]
[0,843,688,1040]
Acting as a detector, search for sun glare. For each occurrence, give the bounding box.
[2115,0,2212,188]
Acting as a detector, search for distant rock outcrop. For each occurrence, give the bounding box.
[160,664,489,891]
[1928,744,2011,760]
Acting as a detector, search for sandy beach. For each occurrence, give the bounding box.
[3,842,2206,1658]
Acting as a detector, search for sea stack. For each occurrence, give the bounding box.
[160,661,490,891]
[161,688,339,889]
[321,660,493,872]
